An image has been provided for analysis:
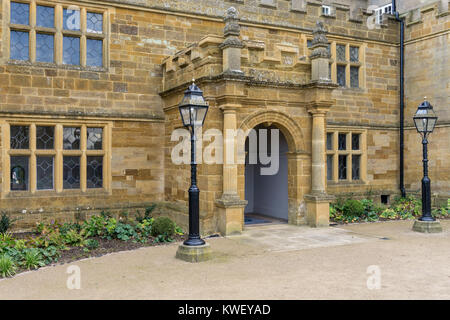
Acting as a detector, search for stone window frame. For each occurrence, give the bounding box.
[306,38,365,88]
[330,42,364,89]
[4,0,109,70]
[2,120,112,197]
[326,129,367,184]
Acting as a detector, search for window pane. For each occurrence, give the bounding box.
[36,126,54,149]
[352,133,360,150]
[87,156,103,188]
[87,12,103,33]
[63,156,80,189]
[10,156,29,191]
[86,39,103,67]
[326,133,333,150]
[36,5,54,28]
[37,156,54,190]
[350,46,359,62]
[63,127,81,150]
[338,155,347,180]
[327,155,333,181]
[352,155,361,180]
[87,128,103,150]
[10,31,29,61]
[307,39,312,48]
[350,66,359,88]
[336,44,346,61]
[36,33,54,63]
[63,8,80,31]
[63,36,80,65]
[11,2,29,25]
[338,133,346,150]
[337,65,346,87]
[10,125,29,149]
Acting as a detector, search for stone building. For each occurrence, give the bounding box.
[0,0,448,234]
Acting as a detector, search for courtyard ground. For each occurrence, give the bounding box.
[0,220,449,299]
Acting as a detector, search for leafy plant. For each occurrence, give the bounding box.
[380,208,397,220]
[114,223,137,241]
[22,248,45,270]
[0,254,17,278]
[62,229,84,246]
[136,204,156,223]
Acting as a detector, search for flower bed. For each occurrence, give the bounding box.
[0,207,185,278]
[330,196,449,224]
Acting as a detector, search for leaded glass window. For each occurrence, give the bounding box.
[11,2,29,25]
[10,31,29,61]
[337,65,346,87]
[350,66,359,88]
[327,155,333,181]
[36,33,54,63]
[338,133,346,150]
[36,156,54,190]
[63,8,80,31]
[86,39,103,67]
[63,127,81,150]
[87,156,103,188]
[338,155,347,180]
[327,131,365,183]
[352,155,360,180]
[11,156,29,191]
[87,128,103,150]
[36,5,54,28]
[10,126,29,149]
[336,44,346,61]
[87,12,103,33]
[350,46,359,62]
[36,126,54,149]
[63,36,80,65]
[352,133,360,150]
[63,156,80,189]
[327,133,333,150]
[9,3,105,67]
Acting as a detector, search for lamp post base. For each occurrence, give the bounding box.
[176,243,212,263]
[412,220,442,233]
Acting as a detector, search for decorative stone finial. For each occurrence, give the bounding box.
[220,7,244,50]
[310,21,330,60]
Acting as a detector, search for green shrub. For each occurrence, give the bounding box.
[0,213,13,233]
[0,254,17,278]
[151,217,175,241]
[342,199,365,219]
[84,238,99,250]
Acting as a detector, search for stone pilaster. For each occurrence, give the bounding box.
[219,7,244,75]
[216,105,247,235]
[304,21,337,228]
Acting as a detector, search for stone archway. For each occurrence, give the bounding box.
[237,110,310,226]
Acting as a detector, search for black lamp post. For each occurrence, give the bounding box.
[413,99,437,222]
[178,81,209,246]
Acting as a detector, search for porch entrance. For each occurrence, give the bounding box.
[244,124,289,225]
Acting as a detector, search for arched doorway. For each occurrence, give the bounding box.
[244,124,289,224]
